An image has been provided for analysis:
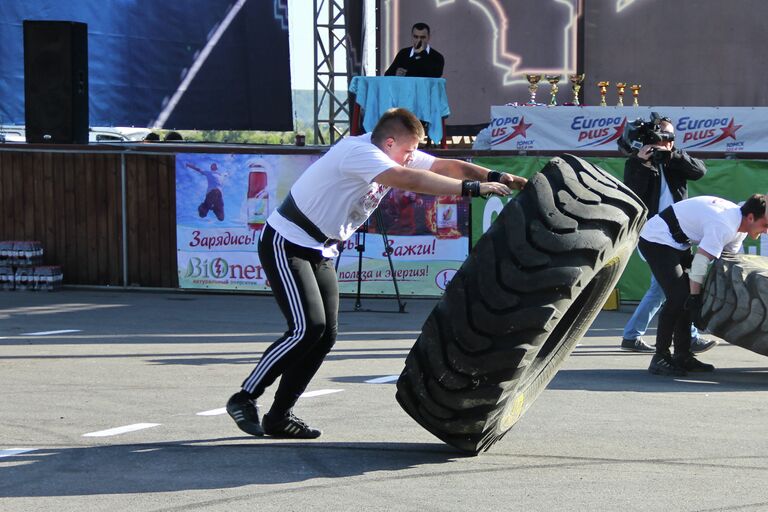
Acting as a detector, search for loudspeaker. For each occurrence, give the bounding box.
[23,20,89,144]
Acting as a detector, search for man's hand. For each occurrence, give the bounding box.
[637,145,659,162]
[479,182,512,197]
[395,67,407,76]
[499,173,527,190]
[637,144,669,164]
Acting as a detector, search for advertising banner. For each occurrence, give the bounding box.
[176,153,320,290]
[176,154,469,296]
[470,156,768,301]
[489,106,768,153]
[337,191,470,296]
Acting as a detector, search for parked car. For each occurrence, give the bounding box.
[0,125,153,143]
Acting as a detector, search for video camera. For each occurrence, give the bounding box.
[618,112,674,158]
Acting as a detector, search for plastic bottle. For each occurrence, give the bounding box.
[436,195,458,239]
[247,171,269,231]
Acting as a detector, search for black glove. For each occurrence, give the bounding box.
[683,293,703,324]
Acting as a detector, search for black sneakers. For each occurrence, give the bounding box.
[226,392,320,439]
[226,391,264,437]
[674,353,715,372]
[621,337,655,353]
[648,353,686,376]
[691,337,718,354]
[263,412,322,439]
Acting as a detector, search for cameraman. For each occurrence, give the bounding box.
[619,114,714,353]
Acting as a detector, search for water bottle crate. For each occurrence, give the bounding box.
[3,265,64,291]
[0,241,44,266]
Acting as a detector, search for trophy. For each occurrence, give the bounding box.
[545,75,561,106]
[568,73,585,105]
[630,84,642,106]
[597,81,610,106]
[525,74,542,105]
[616,82,626,106]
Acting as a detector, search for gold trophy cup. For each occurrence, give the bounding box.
[545,75,561,106]
[630,84,642,106]
[568,73,585,105]
[597,81,610,106]
[616,82,626,106]
[525,74,543,105]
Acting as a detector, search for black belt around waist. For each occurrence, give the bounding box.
[659,206,690,245]
[277,192,341,247]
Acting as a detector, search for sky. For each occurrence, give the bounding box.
[287,0,375,90]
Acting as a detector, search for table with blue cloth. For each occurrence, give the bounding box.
[348,76,451,144]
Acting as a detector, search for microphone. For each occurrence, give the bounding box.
[415,41,422,50]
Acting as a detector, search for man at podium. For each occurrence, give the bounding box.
[384,22,444,78]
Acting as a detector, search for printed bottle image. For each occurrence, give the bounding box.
[247,171,269,230]
[436,195,458,239]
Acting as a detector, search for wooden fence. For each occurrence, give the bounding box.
[0,148,176,287]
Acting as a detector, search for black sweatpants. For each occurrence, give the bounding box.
[241,224,338,416]
[637,237,692,356]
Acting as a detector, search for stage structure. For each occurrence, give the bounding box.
[313,0,351,144]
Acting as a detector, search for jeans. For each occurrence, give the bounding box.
[622,273,699,341]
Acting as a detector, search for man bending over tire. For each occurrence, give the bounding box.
[226,108,527,439]
[638,194,768,376]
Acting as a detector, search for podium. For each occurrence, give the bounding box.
[349,76,450,147]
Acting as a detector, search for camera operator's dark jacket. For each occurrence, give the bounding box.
[623,150,706,217]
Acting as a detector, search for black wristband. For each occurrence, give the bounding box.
[461,180,481,197]
[487,170,503,182]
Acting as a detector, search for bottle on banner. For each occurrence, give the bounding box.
[436,195,458,239]
[247,171,269,230]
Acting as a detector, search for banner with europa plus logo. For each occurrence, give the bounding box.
[489,106,768,153]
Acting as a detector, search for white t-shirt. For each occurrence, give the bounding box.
[640,195,746,258]
[268,133,436,256]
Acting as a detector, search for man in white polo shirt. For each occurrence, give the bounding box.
[638,194,768,376]
[226,107,527,439]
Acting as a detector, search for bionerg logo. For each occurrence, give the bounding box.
[490,116,533,147]
[572,116,626,147]
[677,116,742,148]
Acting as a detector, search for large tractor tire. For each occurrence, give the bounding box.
[395,154,647,454]
[698,253,768,356]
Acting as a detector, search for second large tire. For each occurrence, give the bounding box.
[698,252,768,356]
[395,154,647,454]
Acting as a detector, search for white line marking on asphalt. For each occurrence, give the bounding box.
[674,379,719,385]
[365,375,399,384]
[83,423,161,437]
[197,390,341,416]
[197,408,227,416]
[300,389,343,398]
[21,329,82,336]
[0,448,36,458]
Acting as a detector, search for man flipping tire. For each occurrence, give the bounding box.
[638,194,768,376]
[225,108,526,439]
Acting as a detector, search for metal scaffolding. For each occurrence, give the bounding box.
[313,0,350,145]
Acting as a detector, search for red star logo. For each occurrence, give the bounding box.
[703,118,742,146]
[605,118,627,143]
[508,117,532,138]
[719,118,742,140]
[496,117,533,145]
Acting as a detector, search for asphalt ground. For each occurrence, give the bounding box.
[1,289,767,512]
